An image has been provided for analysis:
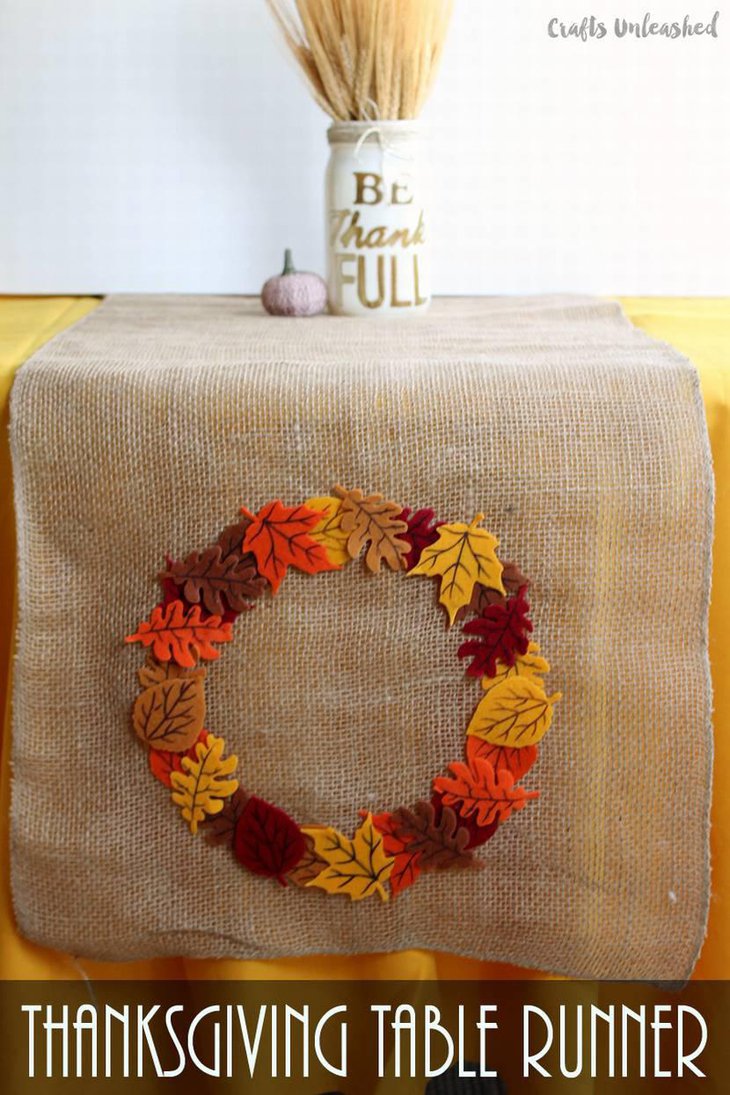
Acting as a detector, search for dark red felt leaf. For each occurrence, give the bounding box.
[430,790,499,850]
[397,507,444,571]
[148,729,210,789]
[458,586,534,678]
[234,796,306,885]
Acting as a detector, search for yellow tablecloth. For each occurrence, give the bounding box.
[1,296,728,981]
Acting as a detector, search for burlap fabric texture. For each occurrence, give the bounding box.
[9,295,713,978]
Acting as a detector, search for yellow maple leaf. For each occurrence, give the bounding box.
[468,675,561,748]
[305,495,352,567]
[302,813,394,901]
[170,733,238,834]
[481,642,551,693]
[408,513,504,626]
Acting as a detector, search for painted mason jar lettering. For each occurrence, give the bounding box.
[326,121,430,316]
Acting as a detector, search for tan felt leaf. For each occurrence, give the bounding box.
[132,676,206,751]
[170,734,238,834]
[302,813,394,901]
[332,485,409,573]
[137,655,206,689]
[480,642,551,693]
[408,514,505,626]
[305,495,352,567]
[468,675,561,748]
[202,787,250,846]
[286,834,329,888]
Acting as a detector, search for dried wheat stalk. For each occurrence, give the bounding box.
[266,0,453,120]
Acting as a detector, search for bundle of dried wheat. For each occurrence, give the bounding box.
[266,0,453,120]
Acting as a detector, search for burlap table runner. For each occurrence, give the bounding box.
[9,295,713,978]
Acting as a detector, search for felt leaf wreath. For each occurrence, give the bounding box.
[125,486,561,901]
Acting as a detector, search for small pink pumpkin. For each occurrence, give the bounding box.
[261,250,328,317]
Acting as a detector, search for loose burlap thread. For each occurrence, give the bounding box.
[9,295,713,978]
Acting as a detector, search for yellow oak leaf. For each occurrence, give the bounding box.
[302,813,394,902]
[408,513,505,626]
[480,642,551,693]
[468,675,561,749]
[305,495,352,567]
[170,733,238,834]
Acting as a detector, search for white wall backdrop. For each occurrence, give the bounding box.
[1,0,728,295]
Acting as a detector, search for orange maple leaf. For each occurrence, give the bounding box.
[125,600,233,668]
[433,757,539,829]
[241,500,340,593]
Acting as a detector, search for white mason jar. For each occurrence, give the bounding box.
[326,121,430,317]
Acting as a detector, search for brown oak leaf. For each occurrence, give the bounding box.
[459,563,531,619]
[333,485,410,573]
[161,545,266,615]
[389,801,475,870]
[202,787,250,846]
[501,561,530,595]
[216,517,252,558]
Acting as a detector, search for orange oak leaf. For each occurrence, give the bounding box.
[149,729,210,788]
[433,757,539,829]
[466,734,538,782]
[161,545,266,615]
[388,801,475,871]
[240,500,339,593]
[133,675,206,751]
[332,485,410,573]
[125,600,233,668]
